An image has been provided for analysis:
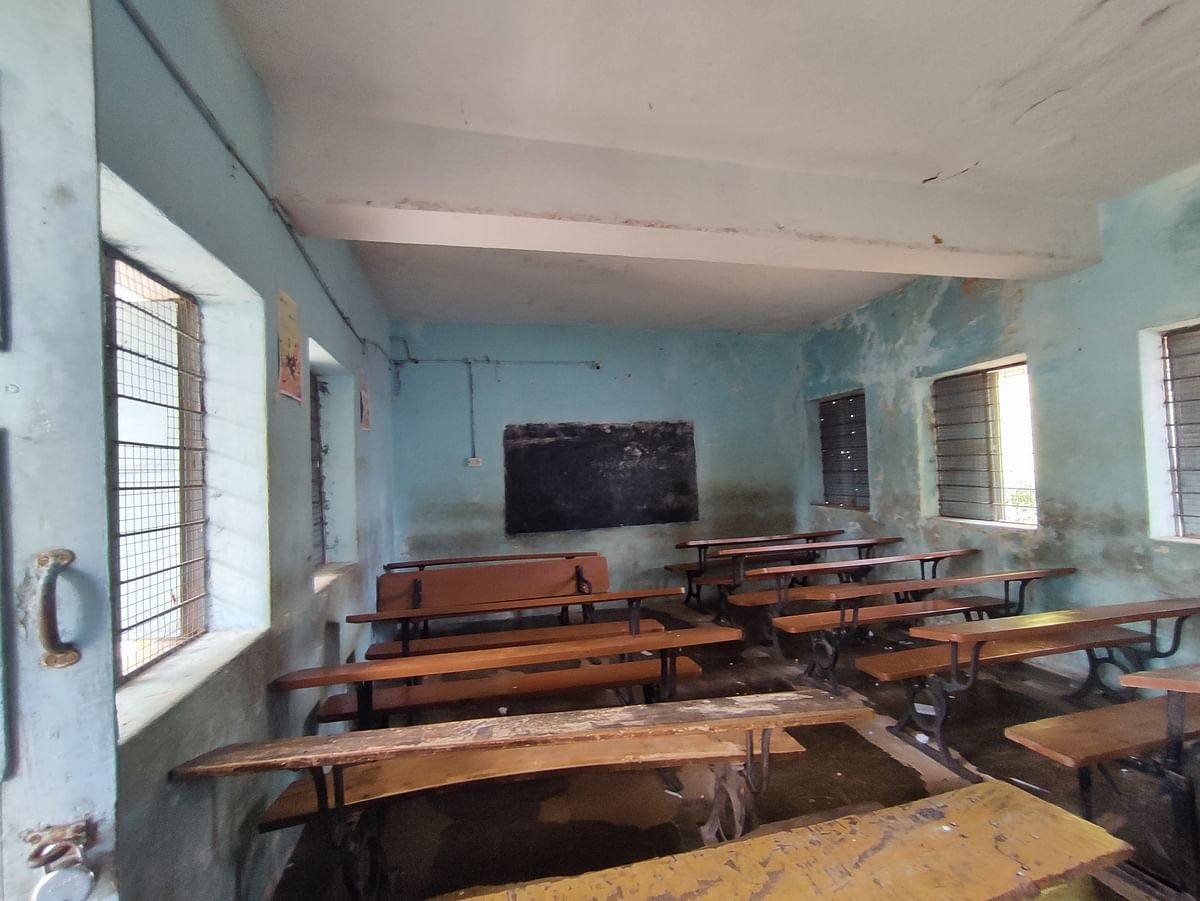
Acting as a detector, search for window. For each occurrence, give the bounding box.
[817,392,870,509]
[1162,325,1200,537]
[104,251,207,679]
[932,362,1037,525]
[310,372,329,563]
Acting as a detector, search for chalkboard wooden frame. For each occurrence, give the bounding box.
[504,420,699,534]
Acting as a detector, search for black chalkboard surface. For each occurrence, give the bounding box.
[504,421,699,534]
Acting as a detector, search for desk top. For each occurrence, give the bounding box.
[447,781,1130,901]
[710,535,902,559]
[744,547,977,579]
[274,624,741,691]
[674,529,842,549]
[1121,663,1200,693]
[783,567,1075,604]
[171,690,870,779]
[910,597,1199,644]
[384,552,598,571]
[347,587,685,624]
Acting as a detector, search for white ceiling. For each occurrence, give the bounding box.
[221,0,1200,330]
[353,243,911,332]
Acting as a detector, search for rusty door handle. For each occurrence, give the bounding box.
[35,549,80,668]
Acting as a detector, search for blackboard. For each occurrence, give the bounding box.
[504,421,699,534]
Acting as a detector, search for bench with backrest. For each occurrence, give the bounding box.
[353,555,683,657]
[860,597,1200,773]
[666,529,844,606]
[277,624,744,729]
[449,780,1131,901]
[171,691,871,898]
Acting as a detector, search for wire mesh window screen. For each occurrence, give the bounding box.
[310,373,328,564]
[932,363,1038,525]
[1163,325,1200,537]
[105,252,207,679]
[818,392,870,508]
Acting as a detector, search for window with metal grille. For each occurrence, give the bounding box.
[932,362,1037,525]
[1162,325,1200,537]
[310,372,329,563]
[104,251,207,679]
[818,392,870,508]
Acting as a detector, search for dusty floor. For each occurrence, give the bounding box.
[272,600,1196,900]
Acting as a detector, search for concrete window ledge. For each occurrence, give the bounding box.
[116,629,267,743]
[932,515,1037,532]
[313,561,360,595]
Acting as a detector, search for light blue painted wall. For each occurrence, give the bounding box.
[392,323,805,586]
[796,161,1200,666]
[93,1,395,898]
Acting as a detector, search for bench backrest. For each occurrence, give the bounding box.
[377,555,610,614]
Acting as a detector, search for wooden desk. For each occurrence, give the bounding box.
[709,535,902,561]
[744,547,978,582]
[448,781,1131,901]
[1121,663,1200,896]
[787,566,1076,611]
[384,551,598,571]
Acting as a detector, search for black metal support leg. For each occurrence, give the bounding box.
[354,682,375,731]
[1078,765,1095,822]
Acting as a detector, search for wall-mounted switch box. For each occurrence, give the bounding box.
[466,457,483,467]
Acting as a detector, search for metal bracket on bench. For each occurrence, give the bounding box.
[801,603,863,696]
[1144,615,1192,661]
[1001,578,1036,616]
[561,565,596,625]
[1068,646,1143,702]
[742,727,773,794]
[306,766,388,901]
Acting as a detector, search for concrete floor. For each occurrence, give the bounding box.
[273,600,1195,900]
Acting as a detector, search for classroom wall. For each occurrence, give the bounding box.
[391,323,805,587]
[93,0,394,898]
[794,160,1200,667]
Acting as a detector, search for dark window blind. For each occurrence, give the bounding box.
[932,370,995,520]
[819,392,870,508]
[1164,325,1200,537]
[310,374,328,563]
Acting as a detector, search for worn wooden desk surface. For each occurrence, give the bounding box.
[384,552,598,571]
[911,597,1200,644]
[170,690,870,779]
[273,624,740,691]
[675,529,842,549]
[744,547,978,579]
[1120,662,1200,693]
[446,780,1131,900]
[710,535,903,559]
[347,587,685,624]
[788,567,1075,604]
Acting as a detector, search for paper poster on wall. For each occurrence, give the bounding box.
[276,291,303,402]
[358,369,372,430]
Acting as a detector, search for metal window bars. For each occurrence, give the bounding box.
[1163,325,1200,538]
[311,372,329,564]
[818,391,870,509]
[104,251,207,679]
[932,363,1038,525]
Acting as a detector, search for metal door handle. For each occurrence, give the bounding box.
[34,549,79,668]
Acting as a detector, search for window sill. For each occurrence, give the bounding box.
[810,503,872,514]
[932,516,1037,532]
[313,561,359,595]
[1151,534,1200,547]
[116,628,267,744]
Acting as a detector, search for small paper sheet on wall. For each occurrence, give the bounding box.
[276,291,303,402]
[359,369,372,430]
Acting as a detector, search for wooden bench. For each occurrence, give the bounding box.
[171,691,870,897]
[384,551,598,571]
[864,597,1200,773]
[316,655,705,724]
[739,547,980,594]
[667,529,844,607]
[276,625,744,729]
[1007,686,1200,897]
[260,727,806,831]
[779,566,1077,610]
[365,619,666,659]
[446,781,1131,901]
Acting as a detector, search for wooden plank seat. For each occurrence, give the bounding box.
[702,536,906,598]
[316,656,705,723]
[365,619,666,659]
[674,529,843,550]
[259,728,805,832]
[741,547,980,587]
[173,691,867,896]
[780,566,1078,608]
[384,551,599,571]
[449,781,1132,901]
[773,596,1006,633]
[276,625,744,729]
